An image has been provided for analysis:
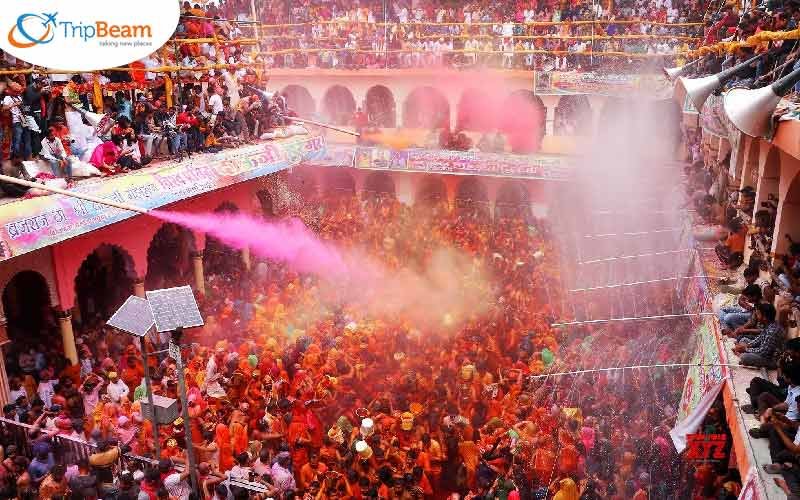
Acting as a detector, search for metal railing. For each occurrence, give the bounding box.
[0,417,267,494]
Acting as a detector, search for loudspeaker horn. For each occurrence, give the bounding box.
[663,56,706,81]
[247,85,274,101]
[67,103,107,127]
[678,53,764,111]
[724,66,800,137]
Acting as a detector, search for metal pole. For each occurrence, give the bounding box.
[582,228,684,238]
[282,115,361,136]
[171,329,198,491]
[139,336,160,459]
[568,275,713,292]
[578,248,693,265]
[0,174,149,214]
[551,311,716,327]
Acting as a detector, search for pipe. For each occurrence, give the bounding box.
[550,311,716,327]
[282,115,361,137]
[0,174,150,214]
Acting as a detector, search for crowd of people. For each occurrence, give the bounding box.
[0,187,715,499]
[683,121,800,496]
[250,0,705,72]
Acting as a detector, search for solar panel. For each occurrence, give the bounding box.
[107,296,155,337]
[145,285,204,333]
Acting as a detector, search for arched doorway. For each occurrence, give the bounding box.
[257,189,274,218]
[204,202,244,278]
[554,95,592,136]
[145,224,196,290]
[322,85,357,126]
[75,244,137,324]
[403,87,449,129]
[495,181,531,220]
[363,171,396,200]
[365,86,396,128]
[416,176,447,206]
[456,88,497,132]
[2,271,53,344]
[499,90,545,154]
[455,177,489,216]
[777,170,800,255]
[323,169,356,198]
[282,85,316,117]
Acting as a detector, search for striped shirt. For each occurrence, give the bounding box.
[744,321,783,359]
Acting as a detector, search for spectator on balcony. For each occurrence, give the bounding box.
[748,356,800,470]
[733,303,784,368]
[89,135,123,176]
[720,280,763,335]
[715,217,747,270]
[40,127,73,184]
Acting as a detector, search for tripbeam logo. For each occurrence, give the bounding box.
[0,0,179,72]
[8,13,58,49]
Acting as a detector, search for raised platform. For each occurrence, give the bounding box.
[0,134,325,263]
[696,240,788,499]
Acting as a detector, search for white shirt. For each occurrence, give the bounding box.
[2,96,23,124]
[37,379,59,408]
[106,380,130,403]
[141,56,159,80]
[40,137,67,162]
[8,387,26,404]
[208,93,224,115]
[786,385,800,421]
[164,472,191,500]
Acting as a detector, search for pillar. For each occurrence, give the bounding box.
[242,247,251,271]
[544,103,557,136]
[394,173,416,206]
[0,317,8,406]
[57,309,78,366]
[192,251,205,295]
[133,278,145,298]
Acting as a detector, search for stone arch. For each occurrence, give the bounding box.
[554,95,592,136]
[282,85,316,117]
[2,271,53,345]
[775,168,800,256]
[322,85,357,126]
[455,177,490,216]
[365,85,396,128]
[322,168,356,197]
[363,171,396,199]
[416,176,447,206]
[204,203,244,278]
[403,87,449,129]
[145,223,197,290]
[74,244,137,325]
[495,181,531,220]
[456,88,498,132]
[499,90,545,153]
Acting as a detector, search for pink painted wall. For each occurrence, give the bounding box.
[51,180,263,310]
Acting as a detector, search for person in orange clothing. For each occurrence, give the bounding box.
[458,429,480,490]
[120,355,144,392]
[298,452,327,493]
[532,436,556,485]
[229,403,249,457]
[215,420,234,472]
